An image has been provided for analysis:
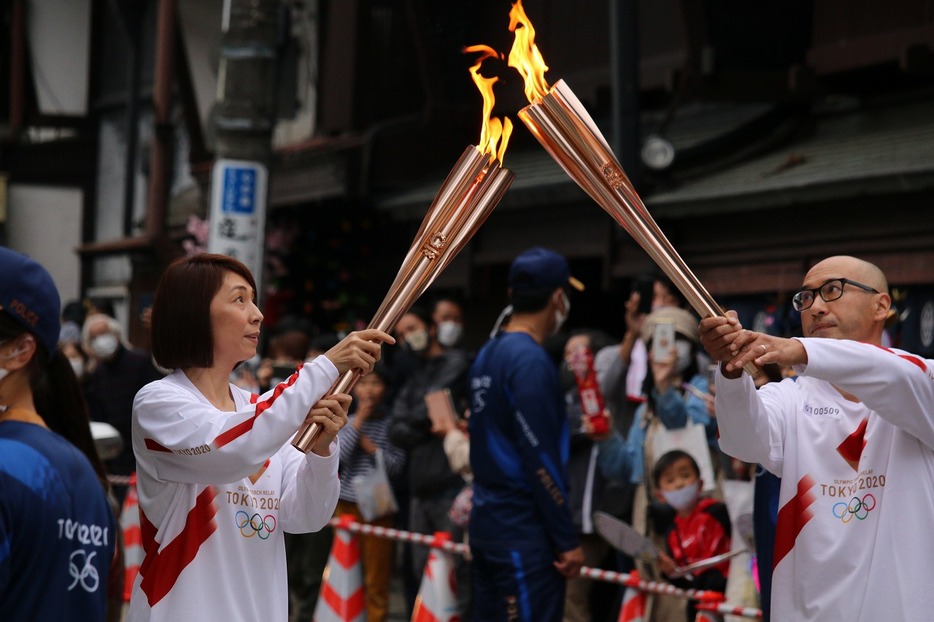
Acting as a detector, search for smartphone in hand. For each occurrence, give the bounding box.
[632,275,655,315]
[425,388,459,431]
[652,322,675,361]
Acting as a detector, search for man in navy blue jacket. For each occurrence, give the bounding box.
[468,247,585,621]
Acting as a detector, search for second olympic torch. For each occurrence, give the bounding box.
[505,1,756,376]
[292,49,515,452]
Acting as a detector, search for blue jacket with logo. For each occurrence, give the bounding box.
[0,421,115,621]
[468,331,578,553]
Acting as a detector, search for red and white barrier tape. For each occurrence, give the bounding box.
[327,515,761,618]
[329,514,470,556]
[696,601,763,619]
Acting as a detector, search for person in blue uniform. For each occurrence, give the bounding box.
[468,247,586,622]
[0,246,116,621]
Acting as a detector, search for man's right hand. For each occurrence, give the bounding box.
[699,312,745,379]
[554,546,585,578]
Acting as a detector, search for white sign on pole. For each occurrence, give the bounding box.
[208,159,268,292]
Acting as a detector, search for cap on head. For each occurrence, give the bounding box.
[0,246,61,358]
[508,247,585,293]
[640,307,699,344]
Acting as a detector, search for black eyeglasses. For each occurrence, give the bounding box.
[792,278,879,312]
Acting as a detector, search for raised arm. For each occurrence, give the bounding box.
[133,357,339,485]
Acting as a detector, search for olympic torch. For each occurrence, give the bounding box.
[504,0,756,375]
[292,48,516,452]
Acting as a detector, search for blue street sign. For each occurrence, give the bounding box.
[221,165,258,215]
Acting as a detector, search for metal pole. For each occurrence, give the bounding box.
[122,3,145,237]
[146,0,178,240]
[208,0,281,294]
[609,0,641,190]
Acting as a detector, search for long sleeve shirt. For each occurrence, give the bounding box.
[389,349,470,497]
[127,358,341,622]
[468,332,578,554]
[715,338,934,621]
[338,409,406,504]
[595,373,712,487]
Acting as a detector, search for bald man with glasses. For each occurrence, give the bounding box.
[697,255,934,621]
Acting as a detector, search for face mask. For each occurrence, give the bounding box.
[69,357,85,378]
[675,340,692,374]
[404,329,430,353]
[0,344,28,389]
[554,291,570,333]
[90,333,119,360]
[661,481,700,512]
[436,321,463,348]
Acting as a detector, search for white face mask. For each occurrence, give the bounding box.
[90,333,119,360]
[436,321,463,348]
[0,344,28,390]
[404,329,430,353]
[554,291,570,333]
[675,340,693,374]
[661,481,700,512]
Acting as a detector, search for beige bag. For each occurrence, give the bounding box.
[647,415,717,493]
[351,450,399,521]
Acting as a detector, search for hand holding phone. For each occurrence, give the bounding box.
[632,275,655,315]
[652,322,675,361]
[425,389,459,434]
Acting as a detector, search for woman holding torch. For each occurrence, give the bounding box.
[126,253,394,622]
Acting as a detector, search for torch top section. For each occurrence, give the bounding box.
[509,247,584,293]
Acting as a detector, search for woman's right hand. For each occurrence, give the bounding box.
[324,329,395,375]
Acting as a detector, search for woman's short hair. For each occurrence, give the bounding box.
[151,253,256,370]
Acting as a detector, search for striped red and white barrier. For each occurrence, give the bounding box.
[696,601,763,619]
[412,533,460,622]
[325,515,762,620]
[314,516,366,622]
[617,585,646,622]
[119,473,142,602]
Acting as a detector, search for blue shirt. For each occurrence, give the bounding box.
[0,421,115,621]
[468,331,578,552]
[596,373,714,486]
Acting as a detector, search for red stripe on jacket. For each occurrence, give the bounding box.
[871,344,930,374]
[214,364,305,448]
[138,486,219,607]
[773,475,817,569]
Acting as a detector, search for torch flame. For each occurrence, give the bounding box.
[465,44,513,165]
[507,0,551,103]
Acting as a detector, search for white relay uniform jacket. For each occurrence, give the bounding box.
[716,338,934,621]
[126,358,341,622]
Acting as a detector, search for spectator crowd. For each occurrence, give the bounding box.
[5,244,926,622]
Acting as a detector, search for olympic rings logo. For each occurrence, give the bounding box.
[832,494,876,523]
[68,550,100,592]
[235,510,277,539]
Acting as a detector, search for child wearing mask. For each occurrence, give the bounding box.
[591,307,719,543]
[651,450,731,620]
